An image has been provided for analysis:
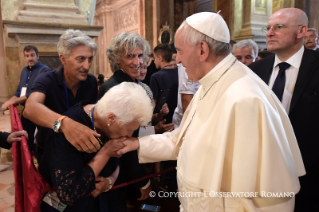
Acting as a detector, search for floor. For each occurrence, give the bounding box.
[0,162,14,212]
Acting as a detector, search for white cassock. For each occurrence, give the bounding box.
[138,54,305,212]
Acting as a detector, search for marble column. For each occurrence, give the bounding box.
[234,0,273,49]
[0,0,9,102]
[17,0,87,24]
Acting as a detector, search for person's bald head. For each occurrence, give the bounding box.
[273,8,308,26]
[266,8,308,61]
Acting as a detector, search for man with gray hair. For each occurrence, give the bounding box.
[24,29,100,158]
[232,39,258,66]
[118,12,305,211]
[304,28,319,51]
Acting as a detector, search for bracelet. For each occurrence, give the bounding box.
[104,177,113,192]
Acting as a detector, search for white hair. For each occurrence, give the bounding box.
[95,82,153,126]
[232,39,259,59]
[308,28,318,37]
[177,21,230,56]
[57,29,97,58]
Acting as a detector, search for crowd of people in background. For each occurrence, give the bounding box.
[1,7,319,212]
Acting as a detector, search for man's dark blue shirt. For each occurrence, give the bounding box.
[29,65,98,146]
[14,62,50,98]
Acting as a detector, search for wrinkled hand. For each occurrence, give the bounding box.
[138,183,151,200]
[91,176,110,197]
[154,119,174,134]
[159,103,169,116]
[61,118,101,153]
[7,130,28,144]
[104,137,126,157]
[117,137,139,155]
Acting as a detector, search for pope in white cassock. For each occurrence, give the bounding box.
[117,12,305,212]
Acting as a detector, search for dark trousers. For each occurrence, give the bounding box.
[294,169,319,211]
[162,161,177,192]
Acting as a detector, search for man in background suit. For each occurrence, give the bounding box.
[249,8,319,211]
[304,28,319,51]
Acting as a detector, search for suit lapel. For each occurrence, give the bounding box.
[289,49,319,114]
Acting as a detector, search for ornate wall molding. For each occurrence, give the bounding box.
[113,2,138,32]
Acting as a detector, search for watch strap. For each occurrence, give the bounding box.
[58,116,66,122]
[53,116,67,132]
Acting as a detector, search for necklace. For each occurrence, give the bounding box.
[199,59,237,100]
[87,105,106,146]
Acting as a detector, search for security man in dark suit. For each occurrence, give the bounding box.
[249,8,319,212]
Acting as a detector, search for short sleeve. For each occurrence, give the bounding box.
[27,72,52,97]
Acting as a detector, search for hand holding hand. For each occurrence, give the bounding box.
[104,137,126,157]
[117,137,139,155]
[7,130,28,144]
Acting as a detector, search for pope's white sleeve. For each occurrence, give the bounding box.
[138,126,180,163]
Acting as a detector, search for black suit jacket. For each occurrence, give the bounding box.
[0,131,11,149]
[249,48,319,171]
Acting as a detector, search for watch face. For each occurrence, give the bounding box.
[53,120,61,131]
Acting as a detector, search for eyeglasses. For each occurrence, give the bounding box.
[261,24,302,34]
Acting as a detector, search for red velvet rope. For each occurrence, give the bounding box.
[11,105,50,212]
[111,166,176,190]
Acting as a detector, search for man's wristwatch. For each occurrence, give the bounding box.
[52,116,66,132]
[104,177,113,192]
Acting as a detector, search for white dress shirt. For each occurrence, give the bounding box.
[172,64,200,128]
[268,46,304,113]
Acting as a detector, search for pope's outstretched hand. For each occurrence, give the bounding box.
[117,137,139,155]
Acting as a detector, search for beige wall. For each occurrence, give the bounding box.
[1,0,93,21]
[1,0,19,20]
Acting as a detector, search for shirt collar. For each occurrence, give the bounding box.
[199,53,233,86]
[274,46,304,69]
[27,62,42,71]
[116,70,138,83]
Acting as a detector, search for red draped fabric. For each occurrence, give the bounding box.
[11,105,51,212]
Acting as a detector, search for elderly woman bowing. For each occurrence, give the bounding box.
[40,82,153,212]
